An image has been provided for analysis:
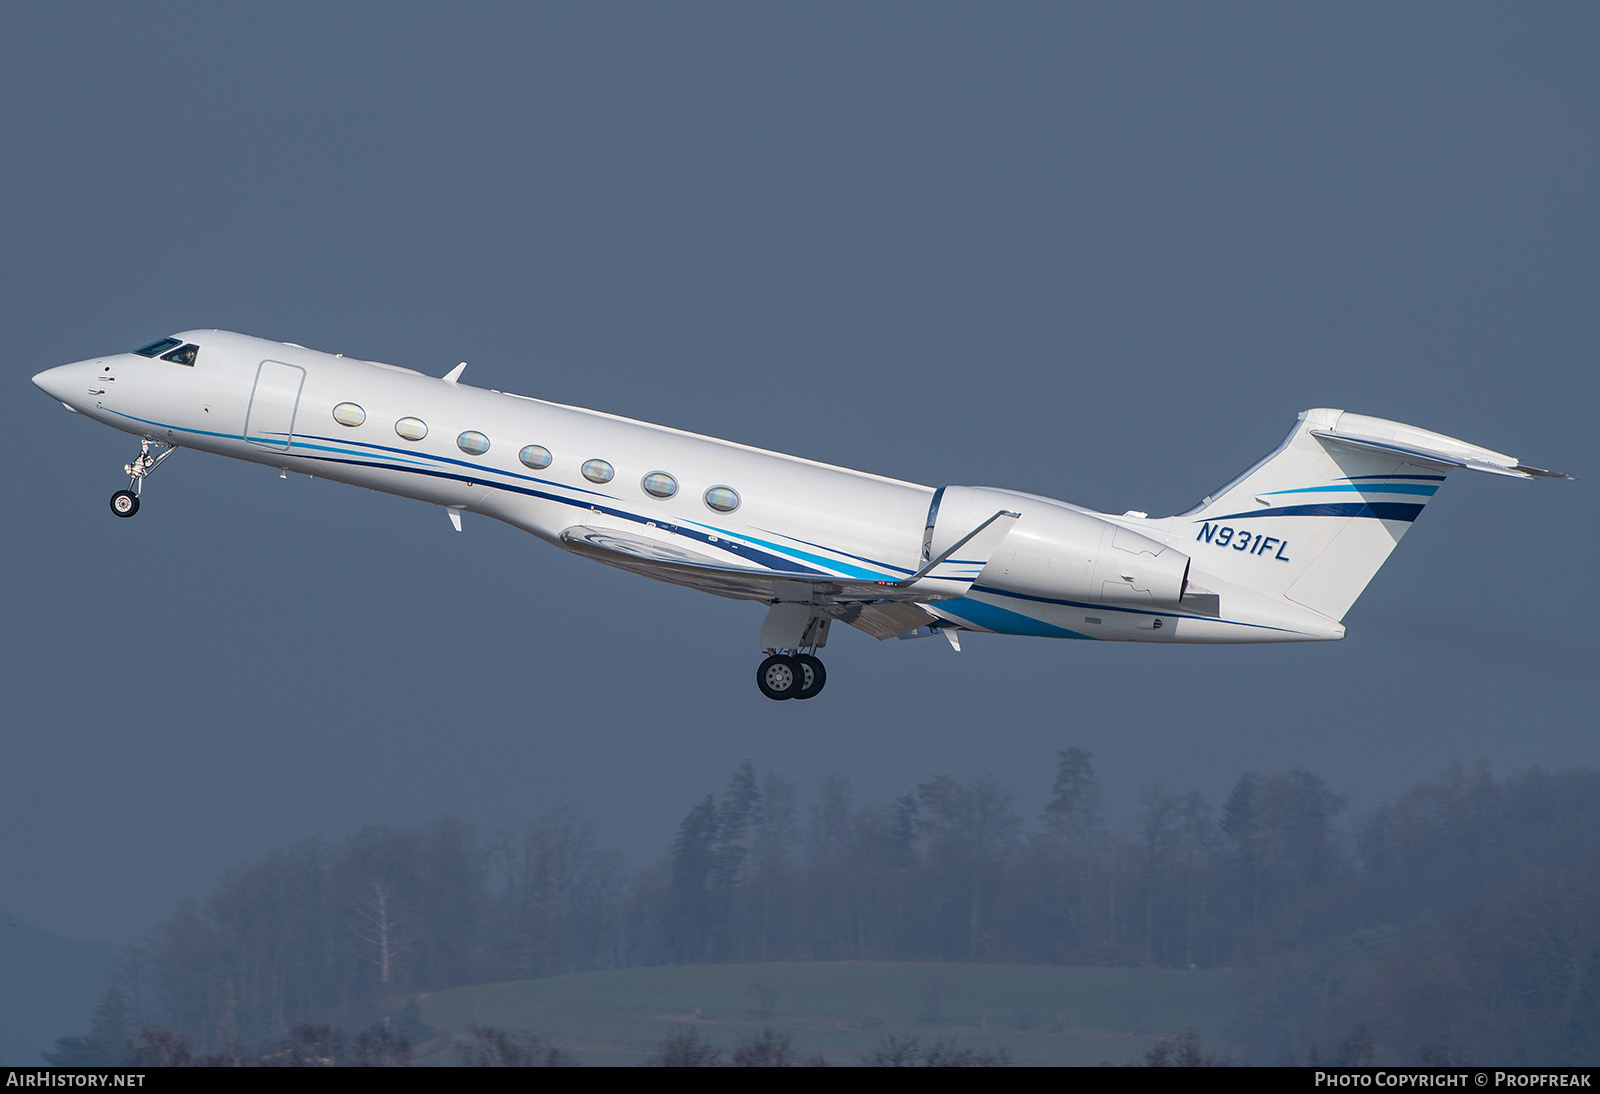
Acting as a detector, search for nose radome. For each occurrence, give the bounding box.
[33,361,93,407]
[33,365,71,401]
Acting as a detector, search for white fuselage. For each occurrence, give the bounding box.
[34,330,1345,647]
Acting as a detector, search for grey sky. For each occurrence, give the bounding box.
[3,2,1595,943]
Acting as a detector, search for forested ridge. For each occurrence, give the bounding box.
[51,756,1600,1065]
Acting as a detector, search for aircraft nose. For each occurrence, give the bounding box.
[33,364,70,400]
[33,361,91,406]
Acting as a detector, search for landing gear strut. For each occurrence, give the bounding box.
[110,438,177,518]
[756,651,827,701]
[756,605,830,700]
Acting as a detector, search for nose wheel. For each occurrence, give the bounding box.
[756,652,827,700]
[109,438,177,518]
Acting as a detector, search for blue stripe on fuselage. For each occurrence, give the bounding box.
[935,597,1096,639]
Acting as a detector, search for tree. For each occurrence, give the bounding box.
[350,1023,411,1067]
[666,795,723,962]
[1142,1029,1223,1066]
[455,1025,574,1066]
[496,809,623,978]
[731,1027,806,1066]
[865,1035,1012,1066]
[1035,749,1107,961]
[648,1027,722,1066]
[1044,748,1102,843]
[914,776,1021,959]
[351,880,408,988]
[44,985,132,1066]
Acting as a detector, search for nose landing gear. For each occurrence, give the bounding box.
[110,438,177,518]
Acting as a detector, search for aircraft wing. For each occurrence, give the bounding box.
[557,509,1018,611]
[558,525,842,599]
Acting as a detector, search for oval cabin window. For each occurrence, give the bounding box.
[582,459,614,484]
[457,431,490,455]
[395,417,428,441]
[642,472,678,499]
[519,445,552,470]
[704,485,740,513]
[332,402,366,427]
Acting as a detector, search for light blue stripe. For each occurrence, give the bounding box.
[1263,483,1439,497]
[279,438,438,468]
[735,531,898,582]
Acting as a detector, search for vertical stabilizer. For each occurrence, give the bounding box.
[1159,409,1565,621]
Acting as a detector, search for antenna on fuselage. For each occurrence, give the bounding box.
[442,362,466,384]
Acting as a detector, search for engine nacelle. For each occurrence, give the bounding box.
[929,485,1191,607]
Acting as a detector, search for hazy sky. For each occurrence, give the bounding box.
[4,2,1595,943]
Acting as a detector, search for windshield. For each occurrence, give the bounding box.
[133,338,182,358]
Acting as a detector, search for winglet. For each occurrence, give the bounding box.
[442,362,467,384]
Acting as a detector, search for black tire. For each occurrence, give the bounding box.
[793,654,826,700]
[756,654,801,700]
[110,490,139,518]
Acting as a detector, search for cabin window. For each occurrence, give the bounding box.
[581,459,614,484]
[457,431,490,455]
[332,402,367,427]
[704,485,740,513]
[519,445,552,470]
[642,471,678,499]
[160,343,199,366]
[395,417,428,441]
[133,338,181,358]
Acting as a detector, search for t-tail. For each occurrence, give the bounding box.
[1156,409,1571,624]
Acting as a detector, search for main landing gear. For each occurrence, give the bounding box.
[109,438,177,518]
[756,652,827,701]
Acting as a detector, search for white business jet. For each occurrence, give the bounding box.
[33,330,1570,700]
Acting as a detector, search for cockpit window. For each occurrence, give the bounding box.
[134,338,182,358]
[160,343,199,366]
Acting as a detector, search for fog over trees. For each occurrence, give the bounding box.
[52,756,1600,1065]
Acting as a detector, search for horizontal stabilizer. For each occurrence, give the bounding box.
[1311,413,1572,480]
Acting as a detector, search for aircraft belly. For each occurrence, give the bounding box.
[934,584,1330,644]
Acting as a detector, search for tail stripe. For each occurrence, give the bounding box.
[1261,483,1440,497]
[1205,502,1426,522]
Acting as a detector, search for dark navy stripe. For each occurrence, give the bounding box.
[1204,502,1425,522]
[296,431,612,499]
[296,453,831,576]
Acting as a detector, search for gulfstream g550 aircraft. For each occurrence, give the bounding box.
[33,330,1570,700]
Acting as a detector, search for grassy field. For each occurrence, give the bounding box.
[417,961,1237,1066]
